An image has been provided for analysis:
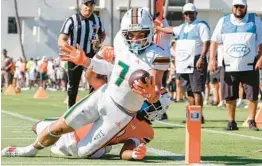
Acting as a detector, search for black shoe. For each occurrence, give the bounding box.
[248,120,259,131]
[160,113,168,121]
[224,121,239,130]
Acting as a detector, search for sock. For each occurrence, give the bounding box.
[18,144,39,156]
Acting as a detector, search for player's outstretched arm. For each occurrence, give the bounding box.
[59,43,91,67]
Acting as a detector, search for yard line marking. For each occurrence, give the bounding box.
[147,147,184,162]
[156,121,262,141]
[1,110,184,161]
[2,110,39,122]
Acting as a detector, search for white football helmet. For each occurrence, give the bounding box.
[141,90,172,121]
[120,8,154,53]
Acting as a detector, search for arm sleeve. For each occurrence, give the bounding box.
[151,47,170,71]
[199,23,211,43]
[60,17,73,35]
[172,25,182,36]
[255,17,262,46]
[211,17,224,44]
[90,56,113,76]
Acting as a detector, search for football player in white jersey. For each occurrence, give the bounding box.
[30,46,171,160]
[2,8,170,158]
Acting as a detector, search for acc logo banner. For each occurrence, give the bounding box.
[176,50,191,62]
[226,44,250,58]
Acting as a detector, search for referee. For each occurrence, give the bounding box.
[58,0,106,108]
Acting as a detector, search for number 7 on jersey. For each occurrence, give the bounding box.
[115,61,129,86]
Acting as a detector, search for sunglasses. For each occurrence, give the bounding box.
[184,11,194,15]
[234,5,245,9]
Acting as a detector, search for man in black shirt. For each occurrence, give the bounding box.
[58,0,106,108]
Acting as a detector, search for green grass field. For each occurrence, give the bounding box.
[1,89,262,165]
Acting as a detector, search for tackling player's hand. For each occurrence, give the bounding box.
[59,43,90,67]
[95,46,115,63]
[132,143,147,160]
[132,77,159,104]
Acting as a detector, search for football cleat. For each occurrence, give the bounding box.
[1,146,38,157]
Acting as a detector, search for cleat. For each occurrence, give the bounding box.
[224,121,239,130]
[248,120,259,131]
[2,145,38,157]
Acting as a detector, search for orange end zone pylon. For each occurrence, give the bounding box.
[242,103,262,128]
[185,105,202,164]
[34,87,48,99]
[4,85,17,95]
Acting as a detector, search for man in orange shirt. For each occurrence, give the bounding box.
[40,57,48,89]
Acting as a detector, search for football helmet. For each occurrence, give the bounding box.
[140,89,172,121]
[120,8,154,54]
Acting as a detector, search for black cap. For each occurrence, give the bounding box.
[82,0,95,4]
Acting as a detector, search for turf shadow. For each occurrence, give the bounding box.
[202,155,262,165]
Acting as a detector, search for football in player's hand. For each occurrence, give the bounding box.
[129,69,150,88]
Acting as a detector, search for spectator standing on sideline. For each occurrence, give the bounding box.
[1,49,11,88]
[155,3,210,123]
[58,0,106,108]
[26,57,37,89]
[154,16,171,120]
[209,0,262,131]
[40,57,48,89]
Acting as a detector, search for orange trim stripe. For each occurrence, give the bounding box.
[153,62,170,65]
[133,8,138,24]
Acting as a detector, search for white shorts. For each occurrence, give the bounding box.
[56,70,63,80]
[29,71,36,81]
[62,84,135,157]
[14,70,22,79]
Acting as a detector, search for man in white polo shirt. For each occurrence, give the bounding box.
[155,3,211,123]
[209,0,262,131]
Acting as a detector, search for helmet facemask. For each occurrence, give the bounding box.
[122,29,151,54]
[140,93,172,121]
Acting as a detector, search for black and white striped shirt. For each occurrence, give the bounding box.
[60,13,105,57]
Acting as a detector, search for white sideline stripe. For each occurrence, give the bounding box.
[156,121,262,141]
[2,110,39,122]
[147,147,184,162]
[1,110,183,160]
